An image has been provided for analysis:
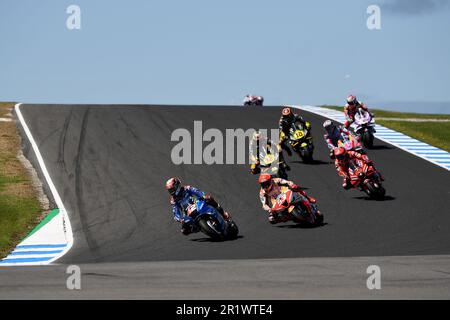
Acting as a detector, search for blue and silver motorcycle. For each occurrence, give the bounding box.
[185,199,239,240]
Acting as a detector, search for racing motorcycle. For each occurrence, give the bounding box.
[347,158,385,199]
[185,199,239,240]
[337,130,364,154]
[281,122,314,163]
[243,95,264,106]
[354,108,376,148]
[250,147,288,179]
[270,186,323,226]
[329,129,365,159]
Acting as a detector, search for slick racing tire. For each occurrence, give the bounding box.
[300,150,314,164]
[290,207,307,223]
[198,217,224,240]
[362,132,374,149]
[364,181,386,199]
[314,211,324,225]
[226,220,239,239]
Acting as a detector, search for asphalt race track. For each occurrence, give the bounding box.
[2,104,450,299]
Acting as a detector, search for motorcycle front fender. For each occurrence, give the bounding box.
[195,205,226,228]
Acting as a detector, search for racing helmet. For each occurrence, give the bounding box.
[323,120,336,133]
[259,173,273,191]
[165,177,182,197]
[334,147,347,161]
[281,107,293,119]
[346,95,357,106]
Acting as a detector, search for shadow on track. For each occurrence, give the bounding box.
[190,235,245,243]
[276,222,328,229]
[291,159,331,165]
[353,195,396,201]
[368,145,393,151]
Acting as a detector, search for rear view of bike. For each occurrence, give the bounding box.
[354,109,376,149]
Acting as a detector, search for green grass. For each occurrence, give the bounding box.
[321,105,450,120]
[377,120,450,152]
[0,195,41,258]
[0,176,27,187]
[0,101,44,259]
[320,105,450,152]
[0,171,42,258]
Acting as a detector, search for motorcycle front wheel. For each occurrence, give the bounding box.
[364,180,385,199]
[198,217,224,240]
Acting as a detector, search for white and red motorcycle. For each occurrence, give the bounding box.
[243,95,264,107]
[354,108,376,148]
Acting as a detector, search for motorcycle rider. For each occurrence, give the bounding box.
[333,147,383,190]
[165,177,231,235]
[323,120,359,157]
[258,173,317,224]
[249,130,290,174]
[278,107,311,153]
[243,94,264,106]
[344,95,372,129]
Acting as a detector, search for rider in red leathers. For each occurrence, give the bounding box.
[258,174,316,224]
[333,147,383,190]
[344,95,371,129]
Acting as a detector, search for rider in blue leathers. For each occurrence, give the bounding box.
[165,177,230,235]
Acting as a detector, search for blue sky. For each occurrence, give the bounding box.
[1,0,449,112]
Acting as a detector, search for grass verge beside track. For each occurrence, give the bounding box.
[376,120,450,152]
[321,105,450,120]
[0,102,43,258]
[321,105,450,152]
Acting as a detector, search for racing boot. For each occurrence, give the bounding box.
[268,213,278,224]
[342,178,352,190]
[181,221,195,235]
[216,205,231,221]
[279,161,291,172]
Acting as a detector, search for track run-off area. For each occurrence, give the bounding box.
[1,104,449,299]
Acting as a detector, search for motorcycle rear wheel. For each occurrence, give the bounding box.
[226,220,239,239]
[298,149,313,163]
[362,132,374,149]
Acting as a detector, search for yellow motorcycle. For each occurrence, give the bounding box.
[280,122,314,163]
[250,146,288,179]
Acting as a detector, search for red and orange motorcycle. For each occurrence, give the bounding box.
[270,186,324,226]
[347,158,385,199]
